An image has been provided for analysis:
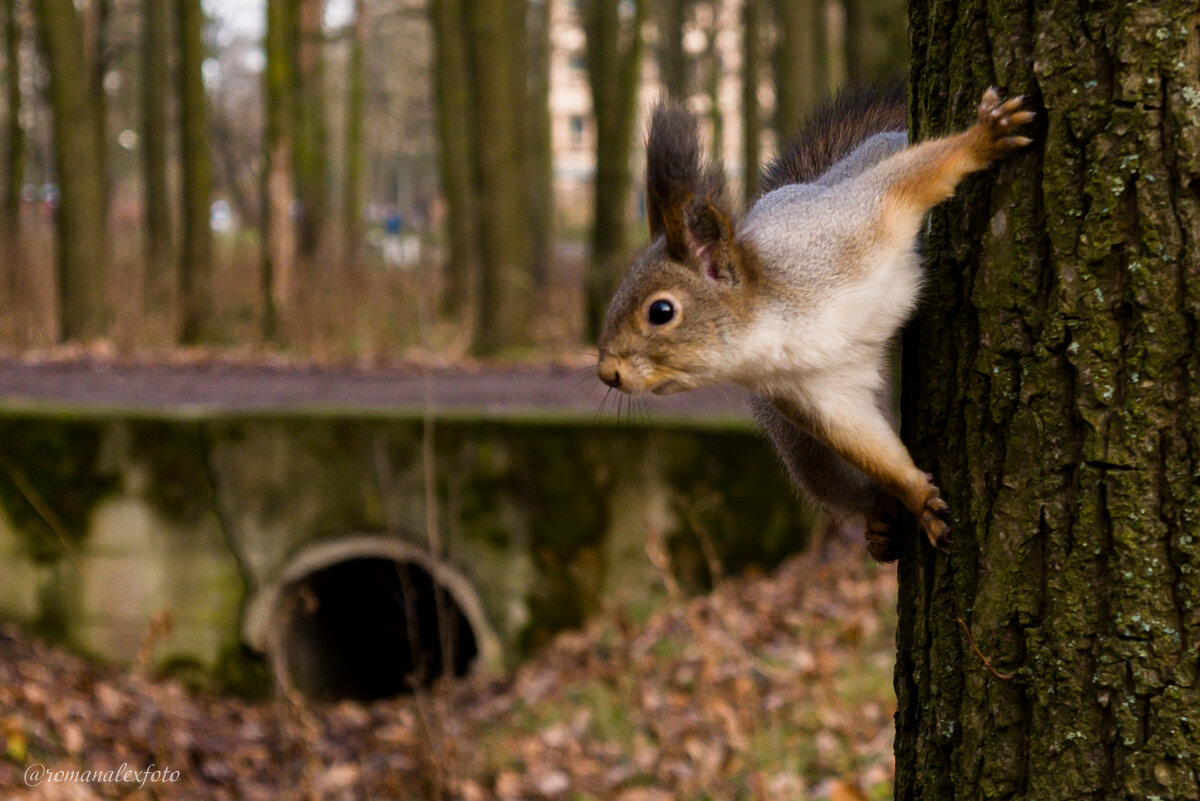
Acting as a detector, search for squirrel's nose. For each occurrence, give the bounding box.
[597,356,622,389]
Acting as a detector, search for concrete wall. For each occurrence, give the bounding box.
[0,413,809,690]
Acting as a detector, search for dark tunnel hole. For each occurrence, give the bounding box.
[281,557,478,702]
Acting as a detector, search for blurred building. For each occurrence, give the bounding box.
[548,0,755,227]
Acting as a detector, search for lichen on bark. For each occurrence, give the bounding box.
[897,1,1200,799]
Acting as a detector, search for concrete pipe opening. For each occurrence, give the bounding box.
[244,537,503,703]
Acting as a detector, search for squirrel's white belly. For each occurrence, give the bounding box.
[735,245,922,387]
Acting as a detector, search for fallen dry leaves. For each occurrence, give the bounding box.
[0,542,897,801]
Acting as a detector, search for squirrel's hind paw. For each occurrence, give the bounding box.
[865,518,904,563]
[919,490,952,552]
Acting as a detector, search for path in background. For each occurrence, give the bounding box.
[0,359,749,422]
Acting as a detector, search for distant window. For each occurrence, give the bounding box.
[569,115,585,145]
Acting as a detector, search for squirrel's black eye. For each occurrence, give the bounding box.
[647,299,676,326]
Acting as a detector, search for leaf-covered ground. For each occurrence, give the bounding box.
[0,543,897,801]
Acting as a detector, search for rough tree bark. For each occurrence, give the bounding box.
[33,0,108,341]
[896,1,1200,799]
[175,0,213,344]
[582,0,646,341]
[140,0,172,310]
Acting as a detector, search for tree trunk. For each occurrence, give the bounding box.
[582,0,646,341]
[740,0,760,205]
[524,0,553,292]
[463,0,532,351]
[262,0,297,341]
[896,1,1200,799]
[140,0,172,310]
[431,0,479,320]
[33,0,108,341]
[3,0,25,313]
[175,0,213,343]
[771,0,823,140]
[292,0,327,261]
[654,0,687,102]
[341,0,364,274]
[703,4,722,165]
[843,0,906,85]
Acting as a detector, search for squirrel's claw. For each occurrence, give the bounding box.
[918,489,952,552]
[911,471,951,551]
[971,88,1035,163]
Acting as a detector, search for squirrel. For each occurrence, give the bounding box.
[596,85,1034,561]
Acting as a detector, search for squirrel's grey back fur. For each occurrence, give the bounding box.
[760,81,906,192]
[749,82,908,558]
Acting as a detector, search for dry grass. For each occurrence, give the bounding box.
[1,221,592,368]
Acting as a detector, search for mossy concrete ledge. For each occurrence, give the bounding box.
[0,412,809,695]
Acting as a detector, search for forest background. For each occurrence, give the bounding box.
[0,0,907,361]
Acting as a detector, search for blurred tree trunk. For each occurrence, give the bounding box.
[292,0,327,261]
[341,0,364,273]
[582,0,646,341]
[3,0,25,279]
[140,0,172,310]
[463,0,531,351]
[897,0,1200,799]
[524,0,553,292]
[175,0,213,343]
[843,0,906,85]
[655,0,687,101]
[703,5,722,165]
[33,0,108,340]
[431,0,479,320]
[740,0,760,204]
[262,0,297,341]
[771,0,823,140]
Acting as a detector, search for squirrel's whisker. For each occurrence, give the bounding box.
[594,387,614,424]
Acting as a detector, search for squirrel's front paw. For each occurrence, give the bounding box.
[918,484,951,552]
[971,88,1035,163]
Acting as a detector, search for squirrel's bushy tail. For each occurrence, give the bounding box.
[760,81,906,194]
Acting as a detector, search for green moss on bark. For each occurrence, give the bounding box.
[898,1,1200,799]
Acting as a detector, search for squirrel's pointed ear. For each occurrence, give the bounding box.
[687,190,740,281]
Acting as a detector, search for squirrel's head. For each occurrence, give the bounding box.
[597,102,759,396]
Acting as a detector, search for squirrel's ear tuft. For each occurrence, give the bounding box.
[645,100,734,267]
[646,101,700,261]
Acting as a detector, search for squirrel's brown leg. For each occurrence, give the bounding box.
[881,89,1034,223]
[772,392,951,551]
